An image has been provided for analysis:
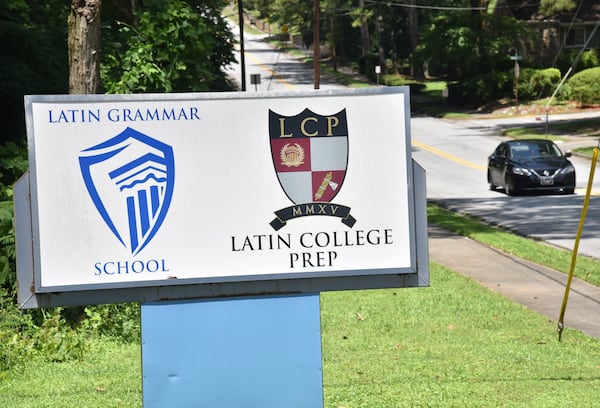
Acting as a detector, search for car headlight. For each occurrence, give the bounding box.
[560,164,575,174]
[512,167,532,176]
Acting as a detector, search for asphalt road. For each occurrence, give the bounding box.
[226,28,341,92]
[227,27,600,260]
[411,114,600,259]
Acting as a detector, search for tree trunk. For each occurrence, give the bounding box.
[358,0,370,55]
[375,15,384,73]
[68,0,102,94]
[408,0,419,78]
[329,15,337,71]
[470,0,484,76]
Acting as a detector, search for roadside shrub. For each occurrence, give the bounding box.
[0,292,35,376]
[0,299,87,376]
[568,67,600,105]
[447,67,566,106]
[556,49,599,75]
[33,309,87,362]
[578,50,600,70]
[358,53,380,81]
[518,67,561,100]
[0,200,14,293]
[557,82,572,101]
[82,303,141,343]
[0,141,28,293]
[447,70,512,106]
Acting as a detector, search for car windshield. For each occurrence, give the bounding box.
[510,142,562,159]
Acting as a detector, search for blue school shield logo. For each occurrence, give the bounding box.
[79,127,175,255]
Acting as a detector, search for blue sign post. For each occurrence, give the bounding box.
[141,294,324,407]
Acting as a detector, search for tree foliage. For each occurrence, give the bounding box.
[414,5,530,81]
[539,0,576,16]
[1,0,237,144]
[101,0,236,93]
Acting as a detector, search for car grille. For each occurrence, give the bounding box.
[531,168,559,178]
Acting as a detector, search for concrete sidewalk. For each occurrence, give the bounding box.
[428,225,600,340]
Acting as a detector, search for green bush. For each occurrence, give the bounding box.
[558,82,572,101]
[32,309,87,362]
[0,299,88,376]
[0,300,139,376]
[0,141,28,294]
[82,303,141,343]
[579,50,600,69]
[0,292,34,375]
[357,53,380,82]
[447,70,512,105]
[518,67,561,100]
[556,49,599,75]
[568,67,600,105]
[446,67,568,106]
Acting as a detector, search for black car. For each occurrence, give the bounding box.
[487,139,576,195]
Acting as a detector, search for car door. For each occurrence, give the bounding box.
[488,144,507,186]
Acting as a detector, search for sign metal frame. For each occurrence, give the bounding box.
[16,88,428,308]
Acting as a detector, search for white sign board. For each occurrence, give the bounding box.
[17,88,428,307]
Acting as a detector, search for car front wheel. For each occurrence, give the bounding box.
[487,171,497,191]
[505,179,516,196]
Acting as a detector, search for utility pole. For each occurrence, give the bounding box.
[313,0,320,89]
[238,0,247,91]
[510,50,522,107]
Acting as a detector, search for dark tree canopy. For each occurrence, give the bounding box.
[0,0,69,143]
[1,0,236,143]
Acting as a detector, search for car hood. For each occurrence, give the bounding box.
[512,157,570,170]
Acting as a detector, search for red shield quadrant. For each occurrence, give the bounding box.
[269,108,355,230]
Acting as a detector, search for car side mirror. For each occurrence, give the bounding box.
[564,151,572,158]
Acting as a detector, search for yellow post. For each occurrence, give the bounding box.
[558,146,599,341]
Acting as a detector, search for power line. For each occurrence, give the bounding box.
[365,1,546,13]
[551,0,585,67]
[363,1,486,11]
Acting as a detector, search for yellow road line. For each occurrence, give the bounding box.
[244,51,297,91]
[412,139,487,171]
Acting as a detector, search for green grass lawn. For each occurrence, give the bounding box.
[421,80,448,97]
[575,146,600,156]
[322,267,600,407]
[2,204,600,407]
[427,203,600,287]
[0,339,141,408]
[2,264,599,407]
[502,118,600,143]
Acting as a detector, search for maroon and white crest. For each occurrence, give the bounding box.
[269,108,348,204]
[269,108,355,230]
